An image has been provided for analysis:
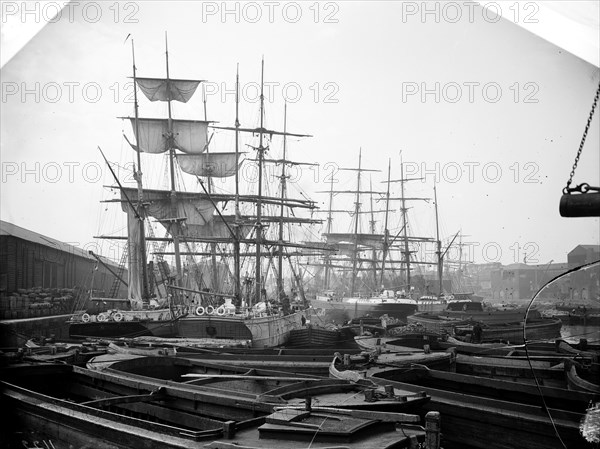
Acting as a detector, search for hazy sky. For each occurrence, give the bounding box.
[1,1,599,267]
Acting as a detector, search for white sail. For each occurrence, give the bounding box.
[128,118,210,154]
[176,152,242,178]
[324,232,384,249]
[186,220,253,240]
[121,188,216,236]
[124,205,144,310]
[135,78,201,103]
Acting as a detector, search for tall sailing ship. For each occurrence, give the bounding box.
[443,233,484,302]
[307,155,476,322]
[307,154,440,322]
[69,37,324,347]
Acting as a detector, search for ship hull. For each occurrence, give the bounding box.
[310,296,417,322]
[433,308,533,324]
[407,314,562,345]
[415,300,448,313]
[177,311,303,348]
[476,318,562,344]
[69,320,177,339]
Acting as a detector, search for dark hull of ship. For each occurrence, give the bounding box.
[430,308,534,324]
[311,300,418,323]
[286,326,343,347]
[451,292,484,302]
[69,312,302,347]
[477,318,563,344]
[176,316,253,341]
[407,314,562,345]
[69,320,177,339]
[544,308,600,325]
[177,311,303,348]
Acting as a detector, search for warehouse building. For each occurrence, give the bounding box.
[0,220,128,345]
[0,220,126,304]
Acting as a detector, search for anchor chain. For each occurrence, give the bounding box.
[563,82,600,195]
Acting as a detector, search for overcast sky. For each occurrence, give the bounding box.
[1,1,599,267]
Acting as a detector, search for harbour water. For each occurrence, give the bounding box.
[561,323,600,344]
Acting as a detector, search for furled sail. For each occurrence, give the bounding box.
[323,232,384,249]
[176,152,242,178]
[135,78,201,103]
[334,243,362,258]
[126,118,210,154]
[121,188,216,236]
[124,205,144,310]
[186,219,253,240]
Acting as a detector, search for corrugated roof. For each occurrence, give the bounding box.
[0,220,120,268]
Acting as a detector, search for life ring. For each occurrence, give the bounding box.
[81,313,90,323]
[97,313,108,322]
[113,312,123,322]
[216,306,226,316]
[206,305,215,315]
[196,306,205,316]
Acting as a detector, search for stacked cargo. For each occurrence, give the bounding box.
[0,288,77,320]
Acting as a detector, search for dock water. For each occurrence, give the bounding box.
[0,314,71,346]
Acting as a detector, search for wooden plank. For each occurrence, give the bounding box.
[70,381,253,426]
[368,376,586,449]
[81,389,167,408]
[273,406,420,423]
[2,380,224,445]
[181,374,319,382]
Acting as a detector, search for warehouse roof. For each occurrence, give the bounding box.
[0,220,120,268]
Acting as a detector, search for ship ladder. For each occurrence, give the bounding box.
[109,243,129,298]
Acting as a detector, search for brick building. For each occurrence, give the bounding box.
[489,262,570,301]
[565,245,600,302]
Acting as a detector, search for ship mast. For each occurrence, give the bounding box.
[380,159,435,293]
[163,33,183,288]
[115,37,235,305]
[385,158,430,297]
[400,161,411,296]
[434,182,443,296]
[324,175,335,290]
[131,39,150,302]
[254,58,266,306]
[190,60,311,306]
[380,158,391,287]
[369,177,378,289]
[233,65,242,305]
[458,233,463,284]
[202,84,219,292]
[350,149,362,295]
[318,155,381,294]
[277,103,288,301]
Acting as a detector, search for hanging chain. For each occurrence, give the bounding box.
[563,82,600,194]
